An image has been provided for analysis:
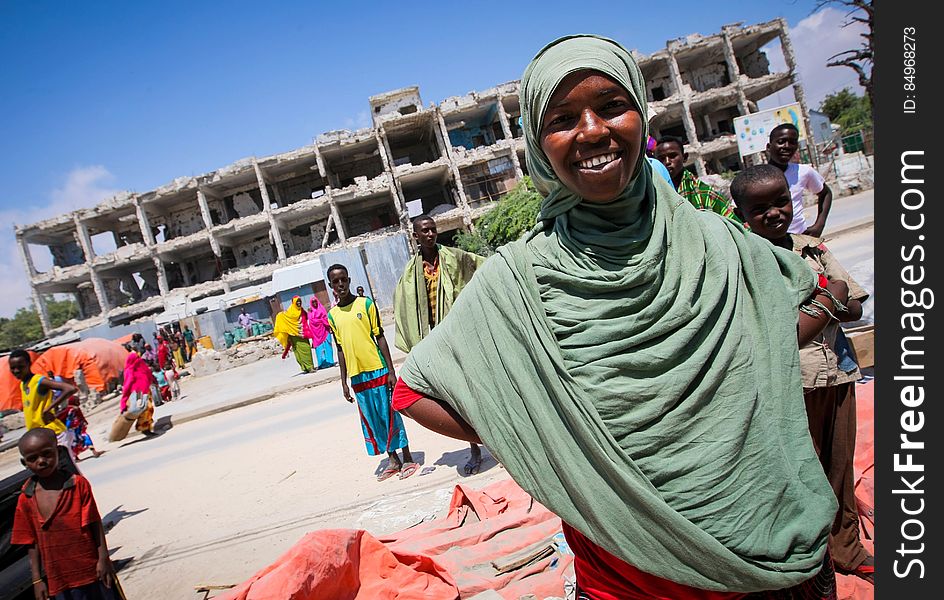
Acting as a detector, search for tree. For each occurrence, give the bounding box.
[0,297,79,349]
[454,177,542,255]
[0,307,43,349]
[816,0,873,110]
[819,88,871,133]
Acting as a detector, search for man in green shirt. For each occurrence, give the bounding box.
[655,136,742,224]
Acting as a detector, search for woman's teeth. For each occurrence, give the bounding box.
[577,153,619,169]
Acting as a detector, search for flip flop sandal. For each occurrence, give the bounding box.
[377,466,400,482]
[464,457,483,475]
[399,462,419,479]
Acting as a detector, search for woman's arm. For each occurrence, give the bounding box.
[401,396,482,444]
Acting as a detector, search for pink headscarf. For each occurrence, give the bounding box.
[307,297,331,347]
[120,352,156,412]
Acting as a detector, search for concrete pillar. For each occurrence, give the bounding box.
[777,18,818,168]
[316,144,341,188]
[89,269,111,315]
[375,129,409,230]
[666,48,707,177]
[31,288,52,334]
[73,217,96,261]
[497,96,524,179]
[15,234,37,277]
[721,26,751,116]
[436,109,472,223]
[702,114,713,136]
[152,257,169,296]
[253,160,286,261]
[328,199,348,244]
[321,213,336,249]
[134,195,156,246]
[430,115,448,160]
[271,184,283,207]
[197,189,223,258]
[496,98,514,141]
[314,146,328,179]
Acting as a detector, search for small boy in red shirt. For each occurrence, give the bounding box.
[12,428,119,600]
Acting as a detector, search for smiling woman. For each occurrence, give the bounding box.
[394,34,845,599]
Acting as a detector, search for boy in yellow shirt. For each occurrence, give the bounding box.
[7,349,79,455]
[327,264,417,481]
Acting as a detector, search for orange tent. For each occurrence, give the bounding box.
[113,333,134,345]
[0,351,39,412]
[32,338,129,395]
[1,340,128,412]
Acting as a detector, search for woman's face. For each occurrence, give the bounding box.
[540,71,642,202]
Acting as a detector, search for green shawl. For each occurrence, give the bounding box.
[394,245,485,353]
[400,35,835,592]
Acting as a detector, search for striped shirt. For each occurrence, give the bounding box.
[677,170,742,225]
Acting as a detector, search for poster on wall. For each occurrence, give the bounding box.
[733,103,807,158]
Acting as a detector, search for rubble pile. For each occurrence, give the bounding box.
[189,336,282,377]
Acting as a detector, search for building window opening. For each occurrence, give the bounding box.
[459,156,517,208]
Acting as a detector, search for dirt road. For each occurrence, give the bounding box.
[14,381,507,600]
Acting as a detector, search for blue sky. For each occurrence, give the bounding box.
[0,0,868,316]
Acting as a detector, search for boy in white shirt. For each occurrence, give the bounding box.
[767,123,833,237]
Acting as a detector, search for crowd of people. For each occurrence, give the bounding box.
[5,32,870,600]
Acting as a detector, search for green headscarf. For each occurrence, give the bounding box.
[400,35,835,592]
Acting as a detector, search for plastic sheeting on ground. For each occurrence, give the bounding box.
[221,382,876,600]
[836,379,874,600]
[220,478,573,600]
[0,351,39,411]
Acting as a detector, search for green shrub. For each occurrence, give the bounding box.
[454,177,542,255]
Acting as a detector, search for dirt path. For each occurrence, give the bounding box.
[59,381,507,600]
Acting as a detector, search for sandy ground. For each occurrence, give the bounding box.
[0,378,508,600]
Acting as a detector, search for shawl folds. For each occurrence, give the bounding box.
[394,245,485,353]
[308,297,331,347]
[121,352,155,411]
[399,35,836,592]
[274,296,305,349]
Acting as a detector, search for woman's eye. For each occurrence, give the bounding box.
[547,114,571,127]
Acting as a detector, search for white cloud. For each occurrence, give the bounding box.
[343,110,371,130]
[758,6,871,110]
[0,166,120,318]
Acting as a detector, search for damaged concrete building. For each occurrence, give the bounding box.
[16,19,807,336]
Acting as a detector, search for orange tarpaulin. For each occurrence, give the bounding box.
[0,351,39,412]
[0,339,128,412]
[113,333,134,345]
[32,338,128,394]
[220,478,573,600]
[222,381,877,600]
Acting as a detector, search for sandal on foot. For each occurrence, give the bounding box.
[399,462,419,480]
[377,465,400,482]
[464,456,483,475]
